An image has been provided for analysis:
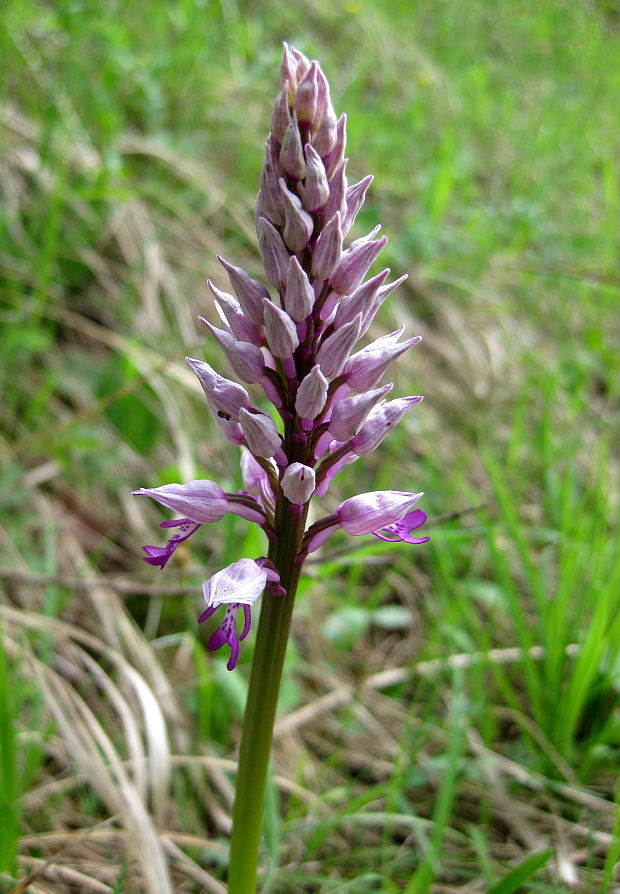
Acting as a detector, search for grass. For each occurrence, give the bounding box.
[1,0,619,890]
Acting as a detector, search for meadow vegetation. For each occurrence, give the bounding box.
[1,1,619,891]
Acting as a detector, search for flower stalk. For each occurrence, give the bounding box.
[132,43,429,892]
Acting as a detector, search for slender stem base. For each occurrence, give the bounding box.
[227,496,307,894]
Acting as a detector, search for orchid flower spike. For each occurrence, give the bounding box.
[133,46,428,670]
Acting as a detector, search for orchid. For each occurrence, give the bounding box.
[133,45,429,892]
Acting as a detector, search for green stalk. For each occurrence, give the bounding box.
[227,493,308,894]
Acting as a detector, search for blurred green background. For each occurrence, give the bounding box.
[1,0,619,891]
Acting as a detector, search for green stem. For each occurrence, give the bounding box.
[227,496,307,894]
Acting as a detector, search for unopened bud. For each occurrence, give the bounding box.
[342,175,373,235]
[186,357,252,421]
[350,396,423,455]
[209,282,263,346]
[313,97,338,156]
[344,335,421,392]
[257,137,285,226]
[322,159,347,222]
[257,217,290,291]
[330,234,387,295]
[316,316,361,378]
[301,144,330,212]
[285,255,315,321]
[280,113,306,180]
[295,364,329,418]
[311,211,343,279]
[324,114,347,178]
[200,318,265,384]
[272,86,292,144]
[295,61,319,127]
[291,47,311,83]
[217,255,269,326]
[239,408,282,458]
[328,384,393,441]
[360,273,408,337]
[262,298,299,359]
[279,179,314,252]
[333,268,390,330]
[281,462,316,504]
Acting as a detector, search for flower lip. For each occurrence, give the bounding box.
[373,509,430,544]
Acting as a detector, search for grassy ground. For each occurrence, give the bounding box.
[1,0,619,891]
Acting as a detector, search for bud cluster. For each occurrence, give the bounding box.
[134,46,428,669]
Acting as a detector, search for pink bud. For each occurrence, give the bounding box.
[257,217,290,292]
[262,298,300,359]
[342,175,374,235]
[200,318,265,384]
[327,383,393,441]
[350,396,423,455]
[337,490,423,536]
[185,357,251,421]
[271,85,292,144]
[278,179,314,252]
[330,234,387,295]
[257,137,285,226]
[344,335,421,392]
[333,268,390,330]
[301,144,330,212]
[360,273,408,337]
[314,65,330,127]
[279,113,306,180]
[322,159,347,223]
[323,114,347,178]
[281,43,298,92]
[281,462,316,504]
[313,97,338,156]
[295,364,329,418]
[291,47,311,83]
[316,316,361,378]
[295,61,319,127]
[285,255,315,321]
[239,408,282,458]
[217,255,269,327]
[208,281,263,345]
[133,480,228,524]
[311,211,343,279]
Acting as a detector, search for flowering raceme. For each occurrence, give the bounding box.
[134,45,428,670]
